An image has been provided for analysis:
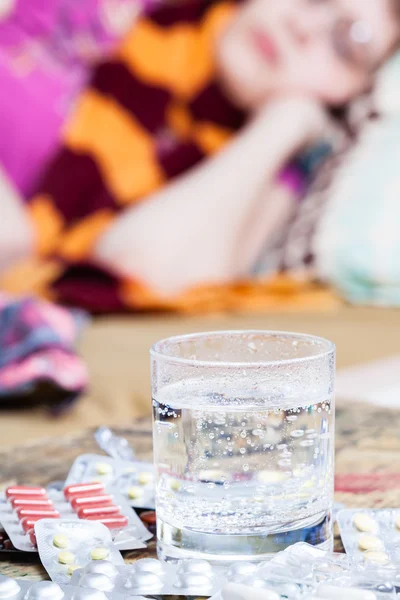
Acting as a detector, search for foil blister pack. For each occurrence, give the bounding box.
[35,519,124,585]
[0,574,146,600]
[65,455,155,510]
[337,509,400,570]
[0,485,151,552]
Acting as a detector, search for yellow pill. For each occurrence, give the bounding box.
[95,463,113,476]
[358,534,384,552]
[53,534,69,549]
[353,513,378,534]
[138,472,153,485]
[169,479,181,492]
[58,551,75,565]
[253,495,265,503]
[302,477,316,489]
[364,551,390,565]
[67,564,82,576]
[128,486,144,499]
[90,547,109,560]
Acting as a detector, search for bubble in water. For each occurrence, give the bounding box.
[209,433,215,440]
[239,448,246,455]
[174,432,179,438]
[240,431,247,438]
[243,464,249,472]
[291,430,305,438]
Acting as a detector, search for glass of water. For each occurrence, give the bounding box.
[151,330,335,562]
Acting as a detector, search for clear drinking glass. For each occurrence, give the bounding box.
[151,331,335,562]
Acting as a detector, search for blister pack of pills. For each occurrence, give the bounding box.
[65,454,155,510]
[208,543,397,600]
[0,484,151,552]
[63,482,152,549]
[337,508,400,569]
[68,550,335,598]
[70,557,230,596]
[0,574,146,600]
[35,519,124,585]
[212,580,396,600]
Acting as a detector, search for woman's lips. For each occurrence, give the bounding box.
[249,27,280,65]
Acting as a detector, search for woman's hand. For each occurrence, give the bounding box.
[255,95,330,150]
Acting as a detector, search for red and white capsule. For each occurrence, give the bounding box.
[64,482,104,500]
[70,494,113,511]
[20,513,59,532]
[77,504,121,519]
[85,515,129,529]
[6,486,47,499]
[16,508,61,520]
[11,497,53,509]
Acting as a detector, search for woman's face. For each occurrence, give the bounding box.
[217,0,399,109]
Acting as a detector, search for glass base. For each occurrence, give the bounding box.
[157,511,332,563]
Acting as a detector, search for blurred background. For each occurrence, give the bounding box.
[0,0,399,446]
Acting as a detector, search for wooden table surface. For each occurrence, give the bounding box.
[2,402,400,583]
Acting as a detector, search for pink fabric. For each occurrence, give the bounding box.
[0,293,88,401]
[0,0,146,196]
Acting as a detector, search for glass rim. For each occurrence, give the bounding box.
[150,330,335,368]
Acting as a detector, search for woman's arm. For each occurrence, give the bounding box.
[0,169,35,274]
[94,97,326,295]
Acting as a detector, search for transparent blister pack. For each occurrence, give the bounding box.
[94,428,135,462]
[315,579,397,599]
[65,455,155,510]
[0,485,151,552]
[0,574,146,600]
[70,557,229,597]
[35,519,124,585]
[337,509,400,570]
[209,567,395,600]
[69,549,329,598]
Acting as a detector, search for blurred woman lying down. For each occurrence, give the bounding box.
[1,0,399,312]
